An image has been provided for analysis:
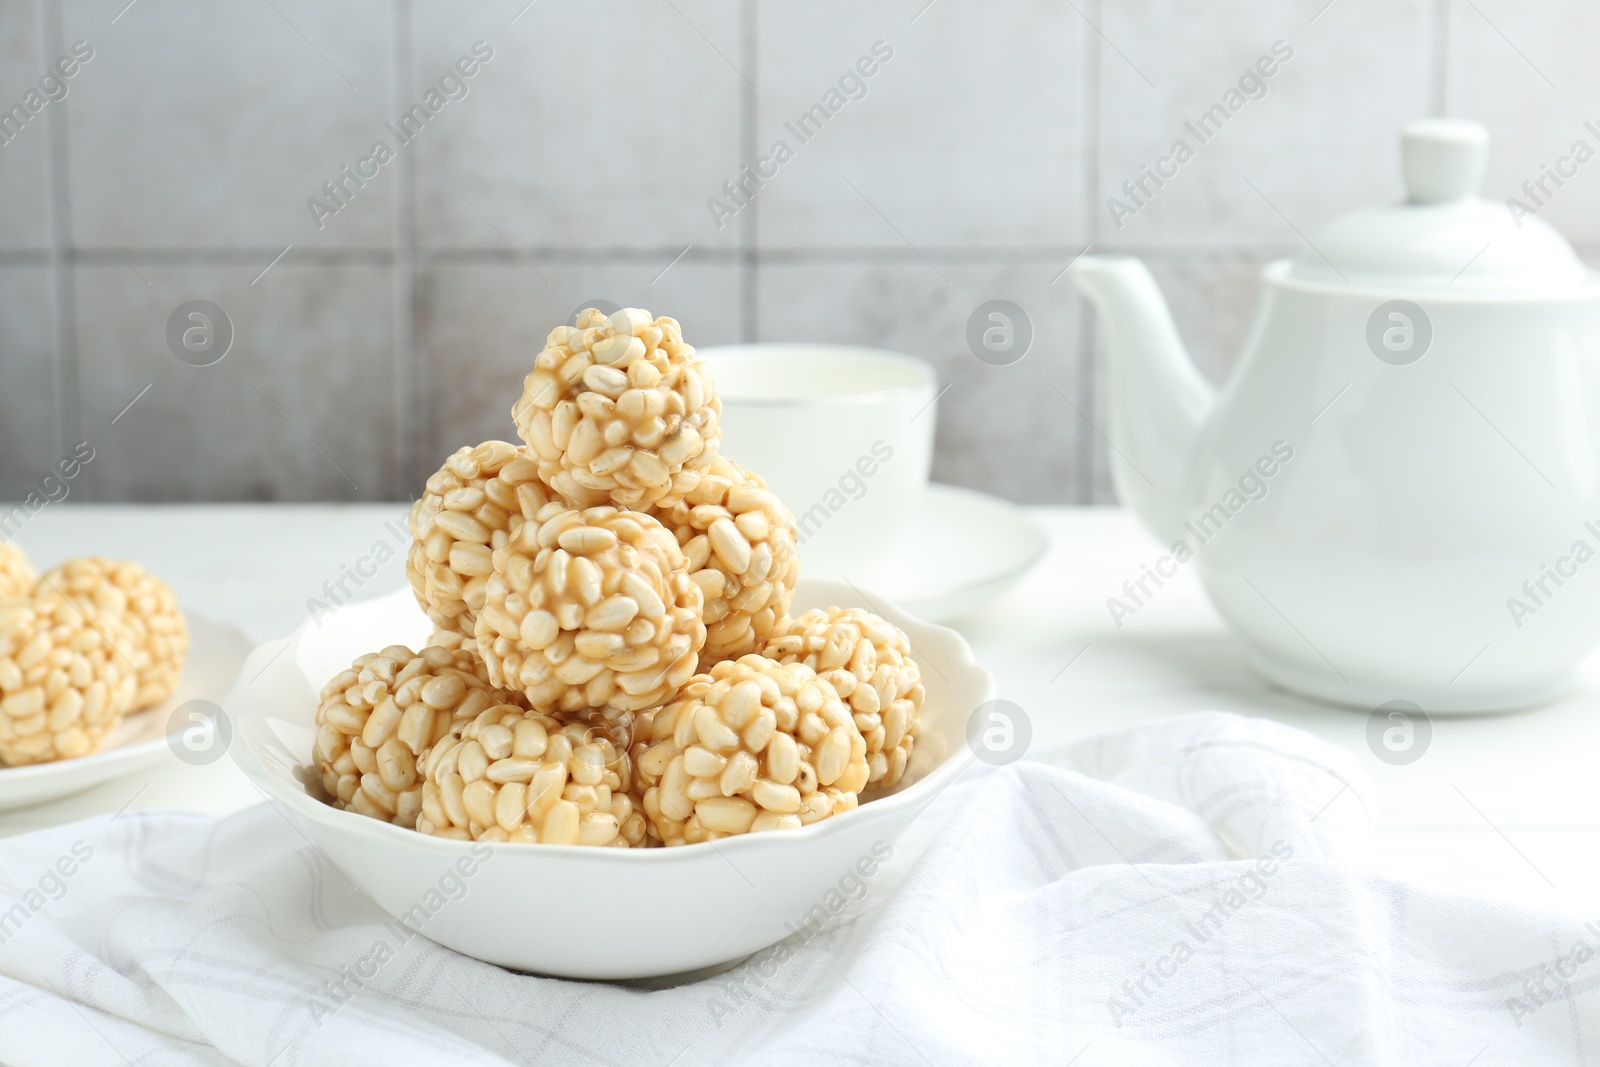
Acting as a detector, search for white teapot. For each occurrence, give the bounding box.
[1070,119,1600,712]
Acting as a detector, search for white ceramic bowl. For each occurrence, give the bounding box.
[699,345,937,581]
[225,582,992,980]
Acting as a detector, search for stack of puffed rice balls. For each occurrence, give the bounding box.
[314,307,926,847]
[0,543,188,766]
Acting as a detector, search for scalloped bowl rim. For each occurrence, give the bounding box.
[226,583,991,863]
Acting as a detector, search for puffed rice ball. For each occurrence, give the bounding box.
[476,503,706,715]
[38,558,187,710]
[416,704,646,846]
[512,307,721,511]
[408,441,556,641]
[763,607,924,791]
[654,456,799,669]
[0,595,138,766]
[314,645,517,828]
[633,655,869,846]
[0,542,35,600]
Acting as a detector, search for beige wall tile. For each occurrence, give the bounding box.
[74,262,397,500]
[1097,0,1431,246]
[1447,0,1600,242]
[24,0,1587,509]
[409,0,743,250]
[755,259,1086,503]
[0,267,59,500]
[61,0,396,248]
[755,0,1087,250]
[0,0,51,250]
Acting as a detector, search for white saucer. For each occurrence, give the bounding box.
[0,613,252,811]
[866,483,1048,623]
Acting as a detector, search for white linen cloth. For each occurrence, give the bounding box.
[0,711,1594,1066]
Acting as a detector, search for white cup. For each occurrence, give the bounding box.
[698,344,937,580]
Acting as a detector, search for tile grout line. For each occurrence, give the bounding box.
[1431,0,1452,115]
[39,0,81,498]
[5,243,1407,265]
[738,0,757,342]
[391,0,418,500]
[1077,0,1103,505]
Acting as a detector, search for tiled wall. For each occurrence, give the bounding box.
[1,0,1593,505]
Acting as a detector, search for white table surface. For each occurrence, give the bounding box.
[5,503,1597,916]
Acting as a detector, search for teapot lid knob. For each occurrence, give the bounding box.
[1402,118,1488,204]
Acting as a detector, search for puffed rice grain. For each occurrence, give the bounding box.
[427,626,469,652]
[0,542,35,601]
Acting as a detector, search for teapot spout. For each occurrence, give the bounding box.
[1069,255,1215,545]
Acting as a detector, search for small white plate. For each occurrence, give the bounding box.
[0,613,252,812]
[869,483,1049,622]
[226,582,994,980]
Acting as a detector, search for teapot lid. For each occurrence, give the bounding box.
[1286,119,1595,291]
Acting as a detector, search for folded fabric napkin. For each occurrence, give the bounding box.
[0,712,1592,1066]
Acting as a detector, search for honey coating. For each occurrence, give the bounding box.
[476,503,705,715]
[38,558,187,711]
[763,607,924,791]
[653,456,799,670]
[416,704,646,846]
[632,655,869,846]
[0,543,35,601]
[408,441,556,641]
[0,594,139,766]
[314,645,518,828]
[512,307,721,511]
